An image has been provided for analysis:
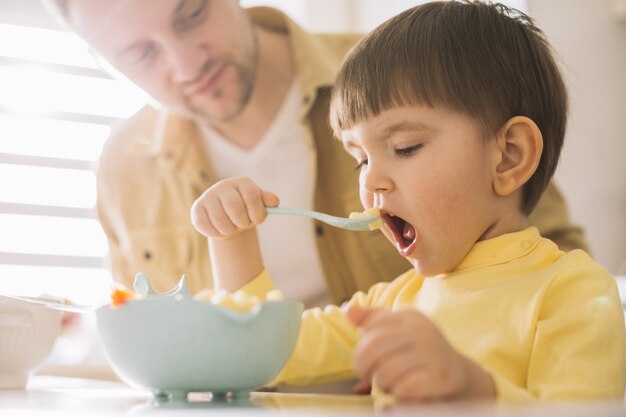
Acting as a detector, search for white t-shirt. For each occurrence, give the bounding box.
[199,81,329,307]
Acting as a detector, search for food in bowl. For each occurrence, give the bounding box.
[194,287,285,312]
[110,283,139,306]
[96,274,303,399]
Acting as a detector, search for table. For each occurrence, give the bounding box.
[1,376,625,417]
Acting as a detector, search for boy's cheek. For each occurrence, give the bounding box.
[359,188,374,209]
[380,229,396,247]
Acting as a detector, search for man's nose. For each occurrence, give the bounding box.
[164,39,208,83]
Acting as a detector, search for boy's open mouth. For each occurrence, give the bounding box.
[382,212,417,256]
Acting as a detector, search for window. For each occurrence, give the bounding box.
[0,21,147,305]
[1,1,529,306]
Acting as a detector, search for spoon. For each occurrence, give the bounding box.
[0,295,98,314]
[266,207,381,231]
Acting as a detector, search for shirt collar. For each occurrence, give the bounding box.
[450,227,543,274]
[156,109,201,170]
[247,7,345,116]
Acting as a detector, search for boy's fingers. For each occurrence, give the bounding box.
[191,202,219,237]
[219,188,252,229]
[353,323,411,381]
[356,323,409,363]
[344,305,378,327]
[209,199,237,236]
[374,347,424,393]
[262,191,280,208]
[236,180,263,219]
[190,201,206,231]
[345,305,398,330]
[352,379,372,395]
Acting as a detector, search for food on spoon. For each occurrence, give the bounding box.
[349,207,383,230]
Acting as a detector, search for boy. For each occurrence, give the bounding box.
[191,1,625,402]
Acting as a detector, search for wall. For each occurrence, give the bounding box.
[294,0,626,273]
[272,0,626,273]
[4,0,624,273]
[528,0,626,273]
[0,0,58,28]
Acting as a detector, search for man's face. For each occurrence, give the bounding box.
[68,0,258,123]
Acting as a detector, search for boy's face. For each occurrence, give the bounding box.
[67,0,257,123]
[341,105,504,276]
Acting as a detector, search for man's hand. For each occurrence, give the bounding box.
[345,306,495,402]
[191,176,279,240]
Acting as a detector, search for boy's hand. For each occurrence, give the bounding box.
[191,177,279,240]
[345,306,494,402]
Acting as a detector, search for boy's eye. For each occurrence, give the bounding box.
[395,143,423,157]
[354,159,368,171]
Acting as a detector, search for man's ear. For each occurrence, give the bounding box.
[492,116,543,197]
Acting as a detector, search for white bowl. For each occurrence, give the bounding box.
[0,295,62,389]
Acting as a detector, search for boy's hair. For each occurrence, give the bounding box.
[330,1,568,215]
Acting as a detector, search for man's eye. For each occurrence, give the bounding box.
[137,45,156,62]
[175,0,207,30]
[184,4,204,22]
[124,43,157,66]
[395,143,423,157]
[129,44,158,65]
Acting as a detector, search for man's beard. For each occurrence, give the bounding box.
[185,60,256,124]
[182,30,259,125]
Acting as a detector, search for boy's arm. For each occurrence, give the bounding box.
[523,263,625,400]
[191,176,279,291]
[240,269,421,387]
[239,269,362,386]
[208,230,263,291]
[492,260,625,401]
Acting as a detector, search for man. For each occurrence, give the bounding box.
[43,0,587,308]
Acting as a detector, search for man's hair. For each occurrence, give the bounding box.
[330,1,567,215]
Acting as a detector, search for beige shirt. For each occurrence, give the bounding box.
[96,7,588,304]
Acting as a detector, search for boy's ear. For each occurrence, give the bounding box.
[492,116,543,197]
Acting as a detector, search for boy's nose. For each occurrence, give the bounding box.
[361,163,393,194]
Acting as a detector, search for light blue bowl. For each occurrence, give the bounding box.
[96,274,303,399]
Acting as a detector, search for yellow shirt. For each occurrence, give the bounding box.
[96,6,588,304]
[243,228,625,401]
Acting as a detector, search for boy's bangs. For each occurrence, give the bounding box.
[330,45,452,137]
[330,1,567,214]
[330,66,438,134]
[329,5,487,137]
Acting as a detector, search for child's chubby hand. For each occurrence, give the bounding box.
[344,305,494,402]
[191,177,280,240]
